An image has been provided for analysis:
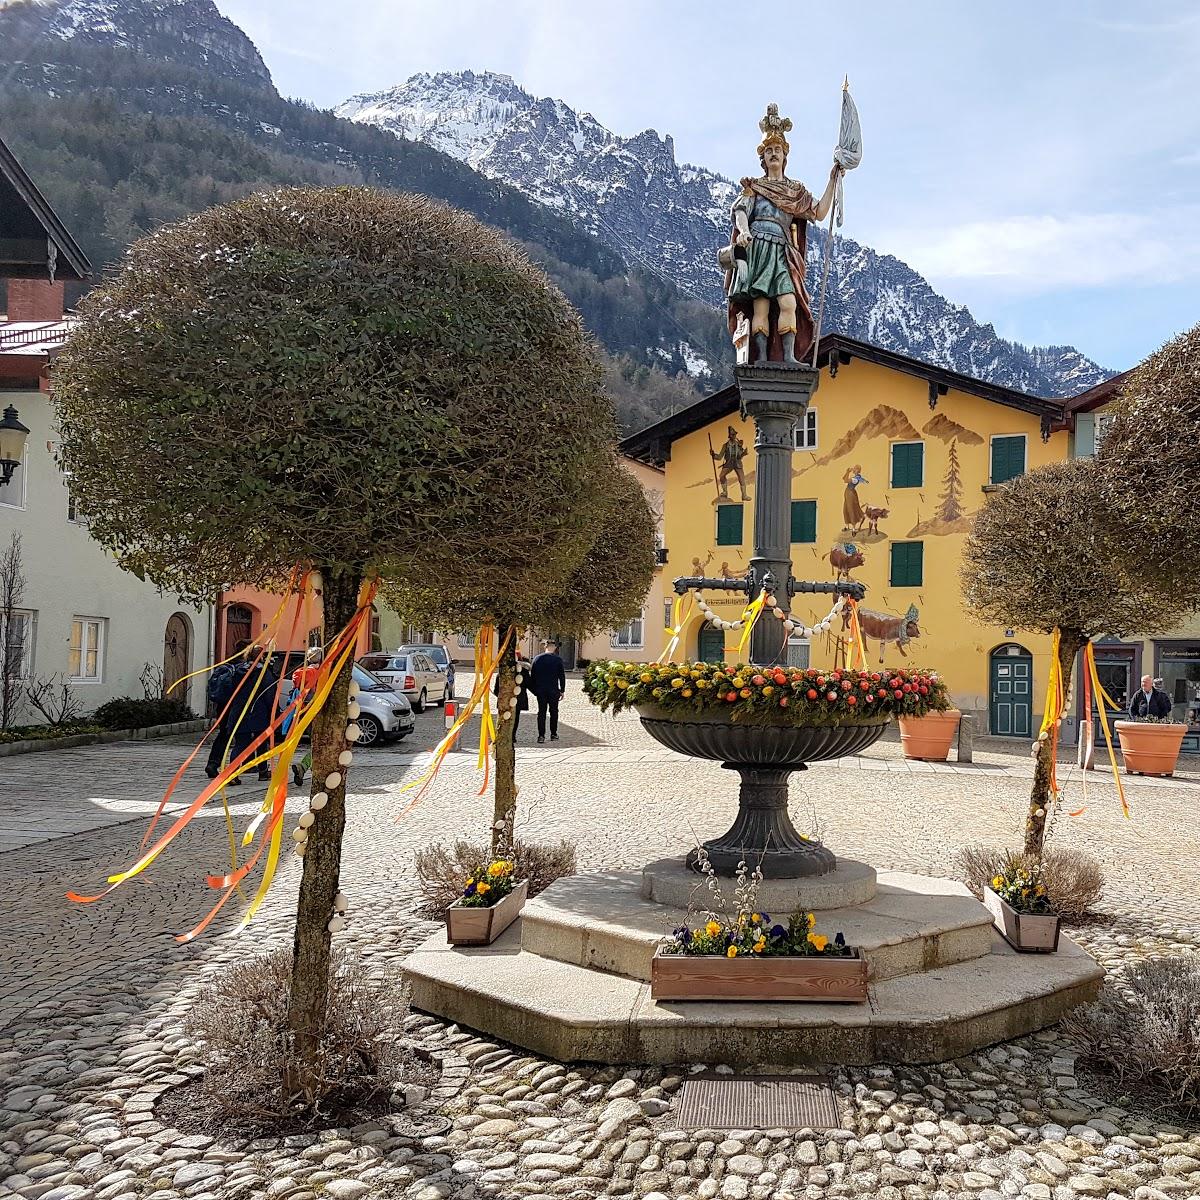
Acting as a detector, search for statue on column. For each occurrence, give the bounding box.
[719,103,843,366]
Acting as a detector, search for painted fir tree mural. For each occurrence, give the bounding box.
[936,438,965,522]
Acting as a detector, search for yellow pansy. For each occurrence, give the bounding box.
[727,945,739,958]
[807,932,828,951]
[992,875,1003,888]
[705,920,721,937]
[477,882,491,895]
[806,912,816,929]
[753,938,766,954]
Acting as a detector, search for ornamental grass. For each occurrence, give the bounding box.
[584,661,949,725]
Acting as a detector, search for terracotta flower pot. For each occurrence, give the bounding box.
[898,709,961,761]
[650,946,867,1002]
[983,887,1060,953]
[1115,721,1187,777]
[446,880,528,946]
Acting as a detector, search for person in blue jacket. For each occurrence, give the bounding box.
[529,639,566,743]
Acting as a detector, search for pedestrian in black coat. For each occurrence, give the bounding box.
[495,651,531,738]
[1128,674,1173,720]
[529,640,567,743]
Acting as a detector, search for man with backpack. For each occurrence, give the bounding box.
[204,640,277,783]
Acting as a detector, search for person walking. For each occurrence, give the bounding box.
[289,646,323,786]
[529,639,566,743]
[1128,673,1172,720]
[205,641,278,783]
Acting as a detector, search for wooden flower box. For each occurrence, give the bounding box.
[650,946,868,1002]
[983,886,1060,953]
[446,880,528,947]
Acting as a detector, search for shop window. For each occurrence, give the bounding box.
[889,542,924,587]
[990,435,1026,485]
[790,500,817,544]
[1157,647,1200,726]
[890,441,924,488]
[716,503,744,546]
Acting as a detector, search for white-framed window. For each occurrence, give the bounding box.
[69,616,106,683]
[0,444,27,509]
[610,608,645,650]
[793,409,818,450]
[1,609,35,680]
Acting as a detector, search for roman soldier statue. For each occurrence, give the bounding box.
[720,104,843,366]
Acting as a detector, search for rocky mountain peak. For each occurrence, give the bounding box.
[338,68,1113,397]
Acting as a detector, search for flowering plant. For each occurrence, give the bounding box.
[584,660,949,725]
[663,908,853,959]
[458,859,518,908]
[987,862,1053,915]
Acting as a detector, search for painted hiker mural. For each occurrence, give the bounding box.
[709,426,750,501]
[844,603,921,663]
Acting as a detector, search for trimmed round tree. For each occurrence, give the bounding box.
[1096,322,1200,610]
[386,456,657,850]
[52,186,615,1104]
[961,457,1186,854]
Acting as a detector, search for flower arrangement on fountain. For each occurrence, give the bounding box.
[458,859,518,908]
[584,660,950,725]
[664,909,853,959]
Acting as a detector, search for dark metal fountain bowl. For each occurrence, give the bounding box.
[636,704,890,765]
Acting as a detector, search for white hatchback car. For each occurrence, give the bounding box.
[357,651,449,712]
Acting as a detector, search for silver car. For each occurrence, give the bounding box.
[352,663,415,746]
[358,651,449,712]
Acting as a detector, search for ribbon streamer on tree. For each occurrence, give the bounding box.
[1083,639,1129,819]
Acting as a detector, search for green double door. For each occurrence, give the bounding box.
[697,627,725,663]
[989,646,1032,736]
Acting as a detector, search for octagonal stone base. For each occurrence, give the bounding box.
[641,857,878,911]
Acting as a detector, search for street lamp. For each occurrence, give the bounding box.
[0,405,30,487]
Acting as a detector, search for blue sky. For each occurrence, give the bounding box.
[216,0,1200,371]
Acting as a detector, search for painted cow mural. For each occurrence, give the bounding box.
[844,603,920,663]
[826,542,865,581]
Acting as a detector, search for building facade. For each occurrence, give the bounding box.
[622,335,1076,736]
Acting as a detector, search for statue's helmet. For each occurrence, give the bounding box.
[756,102,792,169]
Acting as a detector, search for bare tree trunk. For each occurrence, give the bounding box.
[0,533,26,730]
[492,622,518,856]
[1024,628,1082,857]
[287,565,361,1100]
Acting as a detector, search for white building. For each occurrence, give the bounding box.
[1,136,212,725]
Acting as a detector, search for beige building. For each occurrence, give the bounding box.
[1,137,212,724]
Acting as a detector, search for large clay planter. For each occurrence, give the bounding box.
[898,709,961,761]
[1115,721,1187,777]
[446,880,528,946]
[651,946,867,1002]
[983,887,1060,954]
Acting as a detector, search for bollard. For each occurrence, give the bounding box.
[957,712,974,764]
[443,700,460,751]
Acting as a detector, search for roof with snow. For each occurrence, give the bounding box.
[0,134,93,281]
[620,333,1070,465]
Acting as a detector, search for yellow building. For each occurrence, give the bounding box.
[622,334,1078,736]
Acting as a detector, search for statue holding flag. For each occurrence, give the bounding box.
[720,87,861,367]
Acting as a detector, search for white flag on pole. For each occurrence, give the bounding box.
[832,82,862,228]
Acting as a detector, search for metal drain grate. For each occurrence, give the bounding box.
[674,1075,841,1130]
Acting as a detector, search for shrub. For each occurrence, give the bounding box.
[0,722,102,745]
[414,837,578,918]
[956,844,1104,921]
[185,948,414,1120]
[1063,955,1200,1113]
[91,696,195,730]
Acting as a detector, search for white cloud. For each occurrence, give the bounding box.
[878,208,1200,293]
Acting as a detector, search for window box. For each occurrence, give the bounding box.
[983,887,1060,954]
[446,880,528,946]
[651,946,867,1002]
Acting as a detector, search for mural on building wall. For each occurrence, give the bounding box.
[923,413,983,447]
[690,550,715,575]
[844,603,921,663]
[708,426,750,502]
[796,404,921,475]
[907,437,976,537]
[825,541,865,581]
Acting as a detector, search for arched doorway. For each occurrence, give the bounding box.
[989,643,1033,736]
[163,612,192,705]
[697,626,725,663]
[224,604,255,657]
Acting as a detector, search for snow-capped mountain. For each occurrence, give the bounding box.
[0,0,273,88]
[338,70,1112,397]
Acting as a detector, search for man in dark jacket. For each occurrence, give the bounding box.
[1128,674,1173,719]
[529,639,567,743]
[205,640,278,783]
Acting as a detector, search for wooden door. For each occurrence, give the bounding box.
[989,645,1032,736]
[697,626,725,663]
[163,613,191,704]
[224,604,253,657]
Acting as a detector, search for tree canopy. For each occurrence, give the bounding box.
[961,457,1183,643]
[53,186,615,599]
[1095,321,1200,611]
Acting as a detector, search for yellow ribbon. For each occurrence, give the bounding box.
[1084,640,1129,819]
[662,592,696,662]
[735,588,769,658]
[846,598,868,670]
[1036,628,1066,802]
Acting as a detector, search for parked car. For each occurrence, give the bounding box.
[398,643,457,699]
[352,663,415,746]
[357,650,449,712]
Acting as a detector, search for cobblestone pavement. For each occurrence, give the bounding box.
[2,687,1199,1200]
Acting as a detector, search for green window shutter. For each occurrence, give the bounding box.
[890,442,924,488]
[716,503,744,546]
[890,541,924,587]
[790,500,817,543]
[991,435,1026,484]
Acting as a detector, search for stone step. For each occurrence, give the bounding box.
[403,921,1104,1067]
[519,870,996,984]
